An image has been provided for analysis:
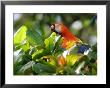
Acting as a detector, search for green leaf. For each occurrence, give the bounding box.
[87,51,97,60]
[92,68,97,75]
[71,55,89,73]
[75,61,85,75]
[91,63,97,75]
[87,44,97,60]
[18,61,35,75]
[64,66,74,75]
[69,45,80,54]
[32,63,56,74]
[14,44,22,50]
[92,44,97,52]
[40,55,57,66]
[14,52,32,75]
[26,29,44,47]
[44,32,56,54]
[66,54,83,66]
[21,42,30,52]
[52,35,63,54]
[14,26,27,45]
[32,49,46,60]
[39,59,56,67]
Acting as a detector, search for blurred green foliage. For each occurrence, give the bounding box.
[13,13,97,75]
[14,13,97,45]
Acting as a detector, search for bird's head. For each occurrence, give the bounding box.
[50,24,62,35]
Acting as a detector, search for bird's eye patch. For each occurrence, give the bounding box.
[51,24,55,30]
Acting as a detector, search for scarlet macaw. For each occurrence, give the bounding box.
[50,23,90,66]
[51,23,82,49]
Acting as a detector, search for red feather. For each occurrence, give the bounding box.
[60,24,79,42]
[59,24,81,49]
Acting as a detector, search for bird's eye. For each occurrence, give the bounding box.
[51,24,55,30]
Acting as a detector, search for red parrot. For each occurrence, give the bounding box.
[50,23,90,66]
[51,23,82,49]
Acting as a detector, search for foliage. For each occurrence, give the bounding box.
[14,25,97,75]
[14,13,97,45]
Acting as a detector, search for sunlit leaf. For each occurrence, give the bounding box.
[32,49,46,60]
[44,32,56,54]
[66,54,83,66]
[21,42,30,52]
[14,26,27,45]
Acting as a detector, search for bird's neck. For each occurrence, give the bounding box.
[62,29,78,42]
[60,24,78,42]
